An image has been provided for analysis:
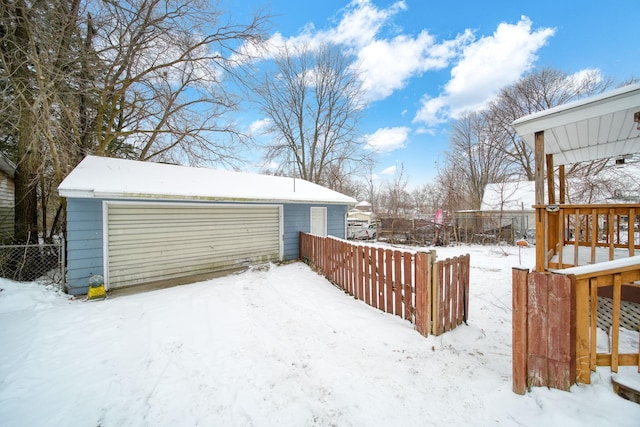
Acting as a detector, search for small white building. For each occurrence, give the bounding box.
[348,201,374,225]
[480,181,536,238]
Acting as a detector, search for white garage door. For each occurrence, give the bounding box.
[106,203,282,289]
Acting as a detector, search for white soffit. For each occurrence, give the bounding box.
[513,84,640,165]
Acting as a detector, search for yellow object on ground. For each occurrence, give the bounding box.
[87,284,106,300]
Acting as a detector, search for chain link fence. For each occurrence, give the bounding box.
[0,241,65,290]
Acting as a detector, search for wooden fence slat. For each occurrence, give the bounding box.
[349,244,355,295]
[331,238,337,284]
[394,250,403,317]
[364,246,371,305]
[370,247,378,309]
[377,248,385,310]
[438,260,444,335]
[385,249,393,314]
[433,260,442,335]
[454,256,461,325]
[547,273,576,391]
[527,272,549,388]
[404,252,413,321]
[463,254,470,323]
[444,258,451,332]
[355,246,362,301]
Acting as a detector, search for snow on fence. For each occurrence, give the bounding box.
[299,232,470,336]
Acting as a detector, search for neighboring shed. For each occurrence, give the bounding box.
[58,156,356,295]
[348,200,374,224]
[481,181,536,237]
[455,181,535,243]
[0,153,16,243]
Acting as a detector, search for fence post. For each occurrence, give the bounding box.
[415,252,431,336]
[512,267,529,395]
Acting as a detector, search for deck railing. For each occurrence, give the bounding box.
[535,203,640,270]
[559,258,640,384]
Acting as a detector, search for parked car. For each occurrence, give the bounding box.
[348,223,376,240]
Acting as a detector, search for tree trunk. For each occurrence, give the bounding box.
[11,1,40,244]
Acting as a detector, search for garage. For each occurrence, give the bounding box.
[105,203,282,289]
[59,156,356,295]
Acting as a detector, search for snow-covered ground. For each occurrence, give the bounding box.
[1,244,639,426]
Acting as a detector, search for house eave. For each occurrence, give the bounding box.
[59,189,355,205]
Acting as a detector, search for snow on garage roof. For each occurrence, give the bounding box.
[513,84,640,165]
[58,156,357,205]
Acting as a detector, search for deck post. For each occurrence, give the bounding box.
[534,131,546,272]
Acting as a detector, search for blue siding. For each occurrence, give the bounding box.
[66,198,103,295]
[65,198,348,294]
[282,204,347,260]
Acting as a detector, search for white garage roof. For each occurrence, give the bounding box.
[512,84,640,165]
[59,156,357,205]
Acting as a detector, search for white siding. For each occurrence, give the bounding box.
[106,203,281,289]
[0,171,14,243]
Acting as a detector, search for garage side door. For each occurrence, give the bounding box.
[106,204,281,289]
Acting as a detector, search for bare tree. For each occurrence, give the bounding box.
[89,0,269,165]
[445,111,512,210]
[1,0,269,242]
[382,164,412,217]
[251,42,368,188]
[487,68,614,180]
[0,0,84,241]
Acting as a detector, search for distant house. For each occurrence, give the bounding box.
[481,181,535,239]
[347,200,374,225]
[58,156,356,295]
[0,153,16,243]
[456,181,535,243]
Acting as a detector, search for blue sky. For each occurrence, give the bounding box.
[228,0,639,188]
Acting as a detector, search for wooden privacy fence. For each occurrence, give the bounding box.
[299,232,470,336]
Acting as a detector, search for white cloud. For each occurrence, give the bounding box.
[414,126,436,136]
[357,30,471,102]
[247,118,272,136]
[245,0,468,103]
[364,126,410,153]
[329,0,406,49]
[413,16,555,126]
[564,68,603,93]
[381,165,397,175]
